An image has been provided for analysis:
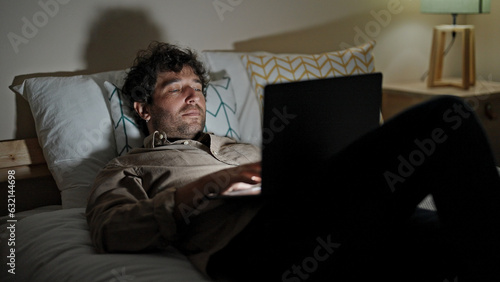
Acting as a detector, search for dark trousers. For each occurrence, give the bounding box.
[207,96,500,281]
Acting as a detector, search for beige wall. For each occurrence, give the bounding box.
[469,1,500,83]
[1,0,498,141]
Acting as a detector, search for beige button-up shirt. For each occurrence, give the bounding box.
[86,131,262,274]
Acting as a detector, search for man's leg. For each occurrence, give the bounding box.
[207,96,500,281]
[319,95,500,280]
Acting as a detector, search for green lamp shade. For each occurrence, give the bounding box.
[421,0,491,14]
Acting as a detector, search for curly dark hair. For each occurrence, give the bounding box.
[122,41,210,135]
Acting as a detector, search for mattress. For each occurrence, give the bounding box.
[0,208,210,282]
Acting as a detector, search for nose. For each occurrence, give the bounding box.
[184,86,200,104]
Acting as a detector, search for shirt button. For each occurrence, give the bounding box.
[183,141,189,145]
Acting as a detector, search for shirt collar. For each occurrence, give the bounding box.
[143,131,211,148]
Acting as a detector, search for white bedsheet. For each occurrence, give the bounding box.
[0,208,209,282]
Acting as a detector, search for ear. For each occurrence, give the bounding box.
[134,101,151,122]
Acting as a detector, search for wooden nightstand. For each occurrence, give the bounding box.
[382,80,500,165]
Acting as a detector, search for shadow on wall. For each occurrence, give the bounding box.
[13,7,162,139]
[84,8,162,72]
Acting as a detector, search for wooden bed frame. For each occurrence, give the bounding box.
[0,138,60,215]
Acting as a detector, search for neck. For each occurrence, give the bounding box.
[165,131,204,142]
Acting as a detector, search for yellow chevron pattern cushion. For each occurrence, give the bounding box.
[241,41,375,109]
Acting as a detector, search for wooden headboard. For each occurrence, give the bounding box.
[0,138,61,215]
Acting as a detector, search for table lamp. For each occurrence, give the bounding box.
[421,0,491,89]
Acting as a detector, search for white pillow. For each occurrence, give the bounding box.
[105,81,144,156]
[105,73,241,155]
[202,51,262,147]
[204,75,241,140]
[13,70,125,208]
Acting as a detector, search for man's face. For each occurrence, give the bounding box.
[146,66,206,139]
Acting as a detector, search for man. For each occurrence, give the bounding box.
[87,42,500,281]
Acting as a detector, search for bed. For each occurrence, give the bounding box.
[1,41,496,281]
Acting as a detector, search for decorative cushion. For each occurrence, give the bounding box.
[204,75,240,140]
[105,80,143,156]
[104,72,241,156]
[240,41,376,111]
[202,51,262,147]
[12,71,125,208]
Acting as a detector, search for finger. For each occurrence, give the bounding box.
[236,171,262,184]
[251,175,262,182]
[223,182,262,193]
[218,172,260,194]
[229,182,254,191]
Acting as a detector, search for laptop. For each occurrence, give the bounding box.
[208,72,383,199]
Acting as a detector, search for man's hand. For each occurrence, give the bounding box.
[173,162,261,223]
[212,162,262,195]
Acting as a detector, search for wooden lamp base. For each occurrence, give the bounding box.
[427,25,475,90]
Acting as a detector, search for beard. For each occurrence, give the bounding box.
[151,104,206,139]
